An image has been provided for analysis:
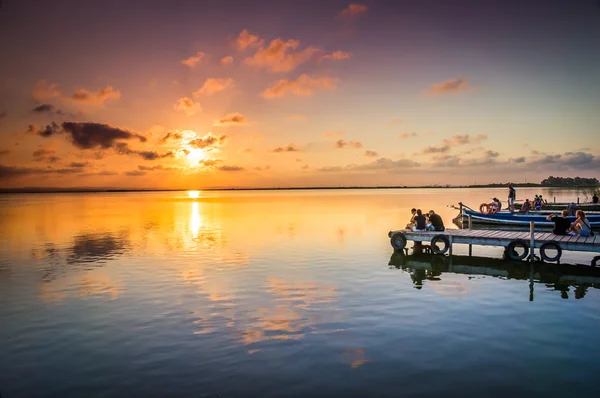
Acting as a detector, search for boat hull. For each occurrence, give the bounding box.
[461,209,600,228]
[515,202,600,211]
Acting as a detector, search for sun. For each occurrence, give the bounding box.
[186,148,206,165]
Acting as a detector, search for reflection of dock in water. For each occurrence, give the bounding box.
[389,252,600,300]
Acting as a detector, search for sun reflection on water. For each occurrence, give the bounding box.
[187,190,200,199]
[190,202,202,239]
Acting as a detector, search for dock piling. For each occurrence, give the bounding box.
[468,215,472,230]
[529,221,535,260]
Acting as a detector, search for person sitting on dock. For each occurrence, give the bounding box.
[533,196,543,210]
[406,208,417,229]
[412,209,428,232]
[426,210,445,231]
[571,210,592,237]
[519,199,531,214]
[546,210,575,236]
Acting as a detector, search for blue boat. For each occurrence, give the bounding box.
[457,205,600,229]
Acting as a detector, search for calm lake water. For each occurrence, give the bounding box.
[1,188,599,397]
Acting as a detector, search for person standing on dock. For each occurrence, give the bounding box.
[593,193,598,204]
[507,184,516,212]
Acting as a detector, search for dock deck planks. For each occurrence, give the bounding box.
[390,227,600,254]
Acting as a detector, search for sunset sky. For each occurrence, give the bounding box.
[0,0,599,189]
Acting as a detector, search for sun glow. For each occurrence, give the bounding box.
[188,190,200,199]
[187,148,206,165]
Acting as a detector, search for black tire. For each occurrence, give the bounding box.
[506,239,530,261]
[430,235,450,255]
[540,241,562,262]
[390,232,407,251]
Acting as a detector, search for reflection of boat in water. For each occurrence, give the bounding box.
[388,252,600,298]
[454,204,600,229]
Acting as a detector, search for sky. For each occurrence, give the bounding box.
[0,0,599,189]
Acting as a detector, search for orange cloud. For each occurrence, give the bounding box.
[335,140,362,149]
[32,79,61,101]
[399,132,418,139]
[321,50,351,61]
[173,97,200,115]
[194,78,235,96]
[261,74,337,98]
[181,52,205,68]
[272,144,300,152]
[365,150,378,157]
[441,134,488,146]
[339,4,369,19]
[221,56,233,65]
[71,86,120,106]
[235,29,264,50]
[245,38,319,72]
[426,77,470,95]
[213,113,247,126]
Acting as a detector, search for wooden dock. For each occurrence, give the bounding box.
[388,223,600,264]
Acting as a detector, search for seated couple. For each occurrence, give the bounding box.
[406,209,445,232]
[546,210,593,237]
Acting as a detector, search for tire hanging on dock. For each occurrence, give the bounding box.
[539,241,562,262]
[430,235,450,255]
[505,239,530,261]
[390,232,407,251]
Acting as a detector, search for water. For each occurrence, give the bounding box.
[1,188,599,398]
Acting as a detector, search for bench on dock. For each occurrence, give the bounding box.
[388,226,600,264]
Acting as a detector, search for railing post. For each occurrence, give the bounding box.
[529,221,535,261]
[468,215,472,230]
[554,196,556,203]
[577,197,580,204]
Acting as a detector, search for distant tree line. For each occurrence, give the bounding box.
[540,176,599,187]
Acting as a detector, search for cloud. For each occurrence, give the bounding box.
[159,131,183,143]
[235,29,264,50]
[81,170,118,177]
[399,132,418,139]
[32,104,54,113]
[526,152,599,170]
[321,50,351,61]
[335,140,363,149]
[0,149,11,155]
[245,38,319,72]
[318,157,420,172]
[510,157,526,163]
[426,77,470,95]
[421,145,450,154]
[440,134,488,146]
[174,97,201,115]
[338,4,369,19]
[61,122,147,149]
[194,78,235,96]
[71,86,120,105]
[189,133,227,150]
[217,165,244,172]
[301,165,309,170]
[272,144,300,152]
[32,147,61,163]
[32,79,61,101]
[198,158,221,167]
[28,122,61,138]
[0,164,81,179]
[365,150,378,157]
[485,150,499,158]
[254,165,271,171]
[221,56,234,65]
[136,150,175,161]
[125,170,146,176]
[32,104,72,116]
[213,112,247,127]
[261,74,337,98]
[181,51,205,67]
[69,162,88,168]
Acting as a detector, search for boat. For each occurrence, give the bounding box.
[455,204,600,229]
[515,202,600,211]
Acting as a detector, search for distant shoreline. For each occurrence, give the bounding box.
[0,184,597,194]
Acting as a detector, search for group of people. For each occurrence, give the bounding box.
[546,210,593,237]
[519,194,548,213]
[406,208,445,232]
